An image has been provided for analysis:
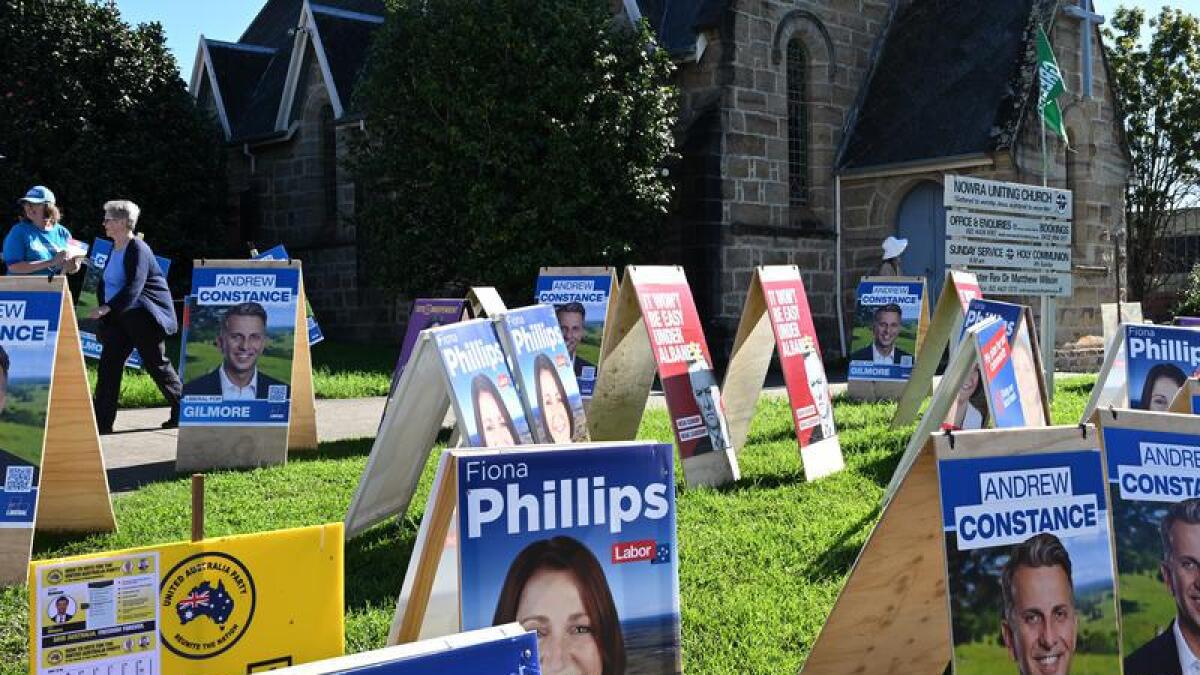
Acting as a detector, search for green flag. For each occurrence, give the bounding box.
[1036,26,1069,144]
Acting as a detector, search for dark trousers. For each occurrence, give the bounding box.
[93,308,182,432]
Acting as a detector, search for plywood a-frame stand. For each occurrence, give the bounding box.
[801,423,1094,674]
[846,276,930,402]
[893,271,981,426]
[1079,324,1129,424]
[0,276,114,585]
[175,259,315,471]
[1170,377,1200,413]
[466,287,506,318]
[723,266,844,481]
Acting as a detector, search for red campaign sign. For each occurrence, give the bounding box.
[980,326,1011,380]
[761,277,835,447]
[634,281,727,459]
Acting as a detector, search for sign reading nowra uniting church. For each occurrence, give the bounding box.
[944,175,1073,220]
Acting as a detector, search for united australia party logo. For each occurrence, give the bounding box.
[160,552,256,659]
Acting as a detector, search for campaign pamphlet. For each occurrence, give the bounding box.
[33,552,160,675]
[457,442,681,674]
[1100,413,1200,664]
[494,305,588,443]
[433,320,533,447]
[760,274,836,448]
[848,280,923,381]
[77,238,173,369]
[631,271,732,462]
[390,299,466,399]
[534,271,614,398]
[0,291,61,532]
[1124,324,1200,412]
[178,266,299,427]
[253,245,324,346]
[938,441,1120,673]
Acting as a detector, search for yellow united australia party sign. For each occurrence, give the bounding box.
[30,523,344,674]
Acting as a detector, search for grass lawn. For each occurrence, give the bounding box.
[0,374,1099,674]
[83,339,398,407]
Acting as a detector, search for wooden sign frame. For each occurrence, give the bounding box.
[1169,376,1200,413]
[801,424,1097,674]
[587,265,739,487]
[0,276,114,585]
[175,260,314,471]
[892,270,981,425]
[1101,301,1142,356]
[846,276,931,402]
[466,287,506,318]
[723,266,844,481]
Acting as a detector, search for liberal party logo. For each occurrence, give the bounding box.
[160,552,256,659]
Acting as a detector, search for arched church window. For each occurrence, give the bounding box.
[787,37,808,210]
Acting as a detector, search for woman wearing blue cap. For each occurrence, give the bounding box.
[4,185,85,276]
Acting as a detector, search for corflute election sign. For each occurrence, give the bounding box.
[534,271,614,398]
[849,280,923,382]
[760,274,836,447]
[938,437,1119,674]
[1124,324,1200,412]
[0,291,60,532]
[253,245,324,345]
[179,266,300,426]
[389,299,465,398]
[494,305,587,444]
[457,442,681,674]
[434,320,533,447]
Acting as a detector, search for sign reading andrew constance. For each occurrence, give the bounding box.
[179,267,300,426]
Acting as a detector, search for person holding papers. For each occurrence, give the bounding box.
[4,186,84,276]
[91,200,182,433]
[850,304,911,364]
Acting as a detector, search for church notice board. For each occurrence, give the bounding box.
[846,276,929,402]
[800,425,1103,675]
[723,265,844,481]
[175,260,315,472]
[28,522,343,675]
[893,270,982,426]
[0,276,114,586]
[587,265,739,487]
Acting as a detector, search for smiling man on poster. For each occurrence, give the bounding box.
[850,303,911,364]
[183,302,288,400]
[1000,533,1078,675]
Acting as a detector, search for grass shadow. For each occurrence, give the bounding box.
[345,520,417,611]
[800,505,881,582]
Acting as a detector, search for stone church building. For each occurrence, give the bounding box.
[192,0,1127,367]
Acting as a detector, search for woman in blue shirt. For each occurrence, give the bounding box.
[90,200,182,433]
[4,186,84,276]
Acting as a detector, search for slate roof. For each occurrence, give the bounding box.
[195,0,385,143]
[636,0,726,58]
[837,0,1056,171]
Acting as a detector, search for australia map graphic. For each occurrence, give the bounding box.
[176,580,235,625]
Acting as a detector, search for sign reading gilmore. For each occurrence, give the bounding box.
[938,441,1120,673]
[944,174,1073,219]
[946,209,1072,245]
[848,280,923,381]
[533,271,614,398]
[457,442,680,674]
[179,267,300,426]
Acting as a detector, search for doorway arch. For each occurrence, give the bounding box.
[896,181,947,302]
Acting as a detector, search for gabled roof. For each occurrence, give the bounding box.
[189,0,384,143]
[635,0,726,58]
[837,0,1056,172]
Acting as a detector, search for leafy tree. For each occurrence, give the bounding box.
[0,0,228,292]
[1103,6,1200,301]
[349,0,675,298]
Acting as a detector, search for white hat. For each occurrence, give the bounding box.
[882,236,908,260]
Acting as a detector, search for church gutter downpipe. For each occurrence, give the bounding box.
[835,174,846,358]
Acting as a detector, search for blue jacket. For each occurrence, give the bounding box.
[96,238,178,335]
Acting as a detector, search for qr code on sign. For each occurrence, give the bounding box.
[268,385,288,403]
[5,466,34,493]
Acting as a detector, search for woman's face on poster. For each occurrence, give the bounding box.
[1148,374,1179,411]
[477,387,515,447]
[516,568,604,675]
[959,366,981,402]
[539,368,571,444]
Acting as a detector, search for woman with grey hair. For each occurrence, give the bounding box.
[90,200,182,433]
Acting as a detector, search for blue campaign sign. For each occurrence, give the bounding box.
[342,631,539,674]
[1125,324,1200,411]
[178,267,300,427]
[1104,425,1200,502]
[457,442,680,674]
[253,244,324,346]
[434,320,532,447]
[960,298,1023,344]
[848,280,923,381]
[0,290,62,528]
[533,273,614,398]
[495,305,586,444]
[975,319,1026,428]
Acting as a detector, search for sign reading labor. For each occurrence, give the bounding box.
[946,209,1071,245]
[937,438,1119,674]
[534,270,615,398]
[178,267,300,426]
[0,291,60,533]
[944,174,1073,219]
[848,280,923,382]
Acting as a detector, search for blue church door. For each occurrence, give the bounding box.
[896,181,947,303]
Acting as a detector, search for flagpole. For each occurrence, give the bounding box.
[1039,41,1056,400]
